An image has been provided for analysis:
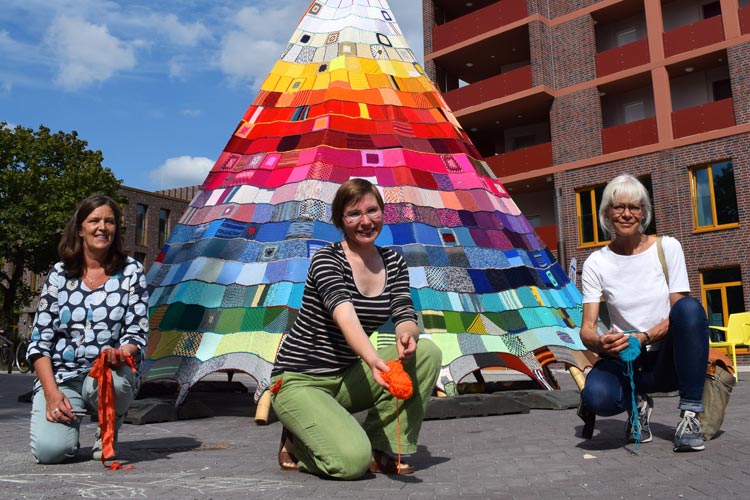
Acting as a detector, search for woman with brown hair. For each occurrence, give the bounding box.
[27,195,149,463]
[271,178,441,479]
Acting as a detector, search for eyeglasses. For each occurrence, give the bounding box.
[343,207,383,224]
[610,204,643,216]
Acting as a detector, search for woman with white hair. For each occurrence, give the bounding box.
[578,174,709,452]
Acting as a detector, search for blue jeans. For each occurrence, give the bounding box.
[582,296,708,416]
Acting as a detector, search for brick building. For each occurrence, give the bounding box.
[423,0,750,329]
[118,185,196,270]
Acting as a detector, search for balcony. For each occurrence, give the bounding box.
[671,98,735,139]
[534,224,558,254]
[601,116,658,154]
[595,39,650,78]
[741,5,750,35]
[432,0,528,53]
[484,142,552,178]
[663,15,724,58]
[443,65,532,111]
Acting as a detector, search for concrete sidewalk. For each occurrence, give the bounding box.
[1,369,748,500]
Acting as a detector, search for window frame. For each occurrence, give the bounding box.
[135,204,148,247]
[700,266,744,330]
[158,208,170,248]
[576,185,607,248]
[689,160,739,233]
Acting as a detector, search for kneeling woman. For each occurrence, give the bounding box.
[270,179,442,479]
[579,174,709,452]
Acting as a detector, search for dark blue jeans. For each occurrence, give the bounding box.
[581,296,709,415]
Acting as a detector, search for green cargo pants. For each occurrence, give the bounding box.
[270,338,441,479]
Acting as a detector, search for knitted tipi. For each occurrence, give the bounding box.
[143,0,590,404]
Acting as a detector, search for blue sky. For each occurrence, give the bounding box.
[0,0,423,191]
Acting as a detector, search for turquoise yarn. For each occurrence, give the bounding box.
[619,335,642,448]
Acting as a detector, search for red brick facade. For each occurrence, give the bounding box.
[424,0,750,315]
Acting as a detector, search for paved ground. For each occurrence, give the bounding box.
[1,368,748,500]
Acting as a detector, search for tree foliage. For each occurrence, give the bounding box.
[0,122,123,328]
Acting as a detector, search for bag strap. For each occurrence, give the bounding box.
[656,236,669,287]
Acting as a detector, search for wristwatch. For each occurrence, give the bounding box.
[641,331,652,345]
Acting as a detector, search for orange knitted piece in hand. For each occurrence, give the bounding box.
[382,360,413,400]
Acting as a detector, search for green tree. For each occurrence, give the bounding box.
[0,122,123,330]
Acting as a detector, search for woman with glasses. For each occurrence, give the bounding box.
[269,178,441,479]
[578,174,709,452]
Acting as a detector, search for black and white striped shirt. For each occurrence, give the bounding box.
[271,242,417,375]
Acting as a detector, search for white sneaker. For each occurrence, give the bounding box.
[626,395,653,444]
[673,410,705,452]
[92,428,116,460]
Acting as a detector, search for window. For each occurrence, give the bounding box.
[702,1,721,19]
[158,209,170,248]
[690,160,738,231]
[701,267,745,341]
[577,185,606,246]
[576,176,656,247]
[511,135,536,151]
[712,78,732,101]
[136,204,148,246]
[623,100,645,123]
[615,27,638,47]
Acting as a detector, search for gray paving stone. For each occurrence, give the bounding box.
[2,370,750,499]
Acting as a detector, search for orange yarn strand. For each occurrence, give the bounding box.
[89,350,137,471]
[381,360,413,474]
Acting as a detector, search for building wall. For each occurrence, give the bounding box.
[425,0,750,315]
[729,42,750,124]
[119,186,190,271]
[550,88,603,163]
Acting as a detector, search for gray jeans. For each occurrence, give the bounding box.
[29,365,137,464]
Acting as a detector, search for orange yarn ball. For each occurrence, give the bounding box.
[382,360,413,400]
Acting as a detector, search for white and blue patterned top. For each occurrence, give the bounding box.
[27,256,149,386]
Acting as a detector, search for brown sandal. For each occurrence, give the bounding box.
[278,427,298,471]
[368,450,414,475]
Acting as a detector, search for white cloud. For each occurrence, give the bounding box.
[149,155,214,190]
[151,13,211,47]
[46,16,136,90]
[219,35,282,84]
[216,4,300,85]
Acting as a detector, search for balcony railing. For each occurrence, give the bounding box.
[671,98,735,139]
[443,65,533,111]
[741,5,750,35]
[663,15,724,57]
[534,224,558,254]
[601,116,658,154]
[595,39,650,78]
[432,0,528,53]
[484,142,553,178]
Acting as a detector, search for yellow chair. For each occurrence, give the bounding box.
[709,311,750,381]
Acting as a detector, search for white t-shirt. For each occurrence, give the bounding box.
[581,236,689,344]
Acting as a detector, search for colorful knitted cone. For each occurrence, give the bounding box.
[143,0,588,404]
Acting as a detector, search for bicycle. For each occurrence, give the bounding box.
[0,336,14,374]
[15,337,32,373]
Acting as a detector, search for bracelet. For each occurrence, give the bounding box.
[641,331,652,345]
